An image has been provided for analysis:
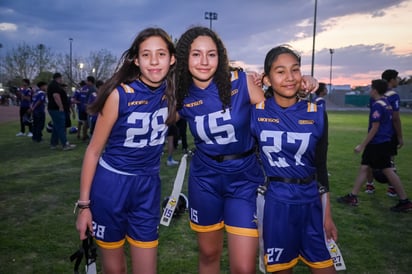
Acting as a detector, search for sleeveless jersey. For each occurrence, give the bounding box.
[101,80,168,175]
[251,99,325,179]
[369,97,393,144]
[178,70,256,173]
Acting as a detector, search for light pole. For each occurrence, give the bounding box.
[69,38,73,86]
[329,48,334,94]
[204,12,218,30]
[79,63,84,80]
[0,43,3,86]
[310,0,318,76]
[37,44,45,73]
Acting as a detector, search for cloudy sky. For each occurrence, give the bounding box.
[1,0,411,87]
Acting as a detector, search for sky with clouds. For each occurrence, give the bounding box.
[0,0,411,87]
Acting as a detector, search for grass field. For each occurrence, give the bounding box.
[0,110,411,273]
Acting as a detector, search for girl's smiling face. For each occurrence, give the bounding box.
[264,53,302,107]
[188,35,219,89]
[134,36,175,87]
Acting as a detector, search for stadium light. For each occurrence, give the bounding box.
[69,38,73,86]
[311,0,318,76]
[329,48,334,93]
[204,12,218,30]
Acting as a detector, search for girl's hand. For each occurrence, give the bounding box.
[76,209,93,240]
[247,71,263,87]
[301,75,319,93]
[324,217,338,242]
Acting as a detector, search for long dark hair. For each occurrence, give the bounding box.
[89,27,176,125]
[175,26,231,111]
[263,45,301,99]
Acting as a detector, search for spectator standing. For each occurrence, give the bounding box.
[47,73,76,150]
[87,79,104,137]
[30,81,47,142]
[313,82,328,109]
[174,118,189,153]
[364,69,403,197]
[16,78,33,137]
[337,79,412,212]
[72,80,89,140]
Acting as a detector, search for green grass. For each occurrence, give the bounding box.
[0,111,411,273]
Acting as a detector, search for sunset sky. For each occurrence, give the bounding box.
[1,0,411,87]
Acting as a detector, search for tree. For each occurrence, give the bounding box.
[85,49,117,81]
[3,43,55,82]
[55,49,116,87]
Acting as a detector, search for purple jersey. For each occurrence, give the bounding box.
[369,98,393,144]
[31,90,46,114]
[251,99,325,179]
[73,86,89,112]
[178,70,256,173]
[100,80,168,175]
[20,87,33,108]
[384,90,400,112]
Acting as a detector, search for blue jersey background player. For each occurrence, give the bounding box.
[312,82,328,109]
[251,45,337,273]
[338,79,412,212]
[30,81,47,142]
[75,27,176,274]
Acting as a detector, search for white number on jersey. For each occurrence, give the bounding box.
[260,130,311,167]
[195,109,238,145]
[266,247,284,263]
[123,107,168,148]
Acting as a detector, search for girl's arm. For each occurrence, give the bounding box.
[76,89,119,239]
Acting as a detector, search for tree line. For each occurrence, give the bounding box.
[0,42,117,93]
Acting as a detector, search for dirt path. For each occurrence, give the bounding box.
[0,105,20,124]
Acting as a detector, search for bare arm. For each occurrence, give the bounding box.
[76,89,119,239]
[392,111,403,148]
[355,122,379,153]
[323,192,338,241]
[246,73,265,104]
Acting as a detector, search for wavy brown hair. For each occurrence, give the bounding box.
[175,26,231,111]
[88,27,176,125]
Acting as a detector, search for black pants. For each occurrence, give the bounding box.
[174,118,188,150]
[32,112,45,142]
[19,106,32,133]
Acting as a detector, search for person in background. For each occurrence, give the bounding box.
[364,69,403,197]
[337,79,412,212]
[30,81,47,143]
[16,78,33,137]
[166,124,179,166]
[87,79,104,137]
[175,26,318,274]
[251,45,337,273]
[47,73,76,150]
[75,27,176,274]
[174,117,189,153]
[72,80,89,140]
[313,82,328,109]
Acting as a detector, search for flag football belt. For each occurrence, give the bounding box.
[205,147,255,162]
[267,174,315,184]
